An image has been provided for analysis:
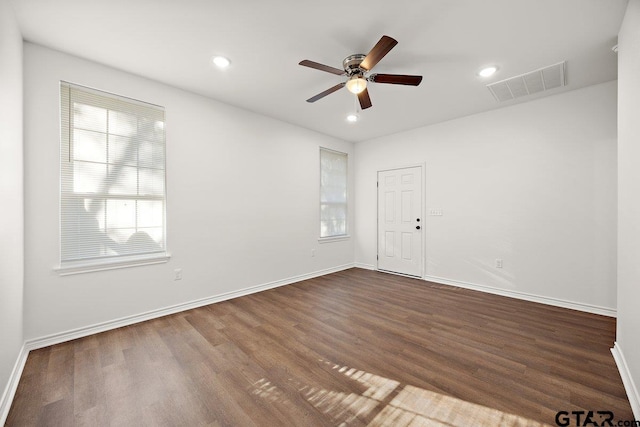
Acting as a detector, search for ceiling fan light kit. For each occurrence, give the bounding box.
[346,75,367,94]
[299,35,423,110]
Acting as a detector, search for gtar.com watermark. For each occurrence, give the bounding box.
[555,410,640,427]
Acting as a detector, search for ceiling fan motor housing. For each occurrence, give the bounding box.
[343,54,366,75]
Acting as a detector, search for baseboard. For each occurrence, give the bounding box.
[422,274,616,317]
[352,266,616,317]
[354,262,375,270]
[611,342,640,420]
[0,343,28,426]
[25,263,356,351]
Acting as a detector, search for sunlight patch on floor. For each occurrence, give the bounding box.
[371,384,548,427]
[251,359,549,426]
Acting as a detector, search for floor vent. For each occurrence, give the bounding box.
[487,61,566,102]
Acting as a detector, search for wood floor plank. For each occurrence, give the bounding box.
[6,268,634,426]
[72,347,103,415]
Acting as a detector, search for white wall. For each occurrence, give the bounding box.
[0,0,24,419]
[355,81,618,313]
[23,43,354,340]
[616,0,640,417]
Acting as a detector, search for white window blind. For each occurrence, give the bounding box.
[60,82,167,267]
[320,148,348,238]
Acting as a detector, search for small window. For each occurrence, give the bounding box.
[320,148,348,238]
[59,82,167,270]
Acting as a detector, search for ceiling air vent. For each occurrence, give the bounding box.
[487,61,566,102]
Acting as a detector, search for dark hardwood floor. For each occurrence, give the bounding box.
[7,268,633,426]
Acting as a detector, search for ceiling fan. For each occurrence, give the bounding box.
[299,35,423,110]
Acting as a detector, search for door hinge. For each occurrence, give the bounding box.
[377,254,379,260]
[376,181,379,188]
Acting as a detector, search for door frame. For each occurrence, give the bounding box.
[376,163,426,278]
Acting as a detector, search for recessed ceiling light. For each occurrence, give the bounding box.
[212,56,231,69]
[346,114,359,123]
[478,66,498,78]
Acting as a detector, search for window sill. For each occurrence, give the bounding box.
[55,253,171,276]
[318,235,351,244]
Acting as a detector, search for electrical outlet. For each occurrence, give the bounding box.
[174,268,183,280]
[311,249,316,257]
[495,259,503,269]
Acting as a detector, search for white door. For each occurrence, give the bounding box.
[377,166,422,277]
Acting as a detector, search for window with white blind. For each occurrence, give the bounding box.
[319,148,348,239]
[59,82,167,272]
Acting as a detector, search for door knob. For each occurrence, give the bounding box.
[416,218,420,222]
[416,226,421,230]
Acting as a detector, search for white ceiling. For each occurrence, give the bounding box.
[11,0,628,142]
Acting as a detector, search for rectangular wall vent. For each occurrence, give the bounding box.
[487,61,566,102]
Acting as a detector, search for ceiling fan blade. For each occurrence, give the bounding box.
[360,35,398,71]
[299,60,346,76]
[370,74,423,86]
[358,88,372,110]
[306,82,346,103]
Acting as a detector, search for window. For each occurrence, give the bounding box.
[320,148,348,238]
[59,82,167,271]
